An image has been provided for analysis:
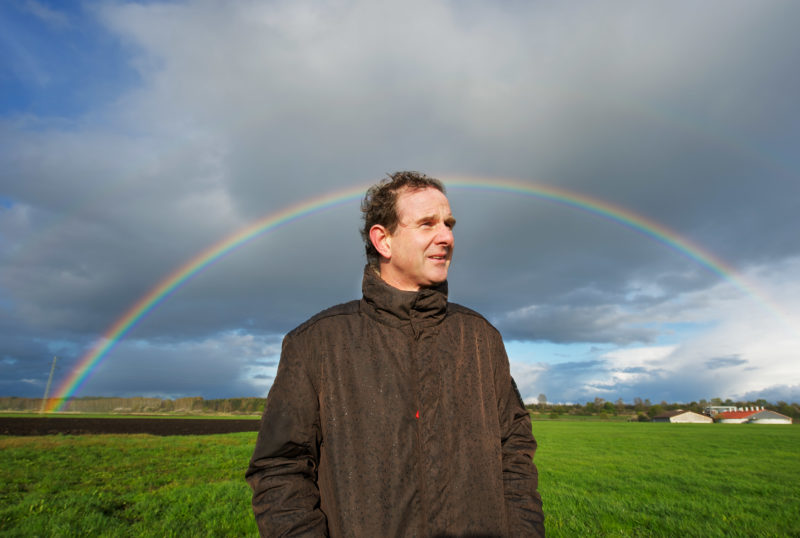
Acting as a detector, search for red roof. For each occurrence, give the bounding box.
[717,410,759,419]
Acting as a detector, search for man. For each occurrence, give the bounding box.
[247,171,544,537]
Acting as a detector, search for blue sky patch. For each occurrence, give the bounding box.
[0,1,141,118]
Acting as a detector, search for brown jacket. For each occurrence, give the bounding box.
[247,267,544,537]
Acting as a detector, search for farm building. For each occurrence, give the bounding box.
[652,410,713,423]
[747,410,792,424]
[716,409,758,423]
[716,408,792,424]
[703,405,738,416]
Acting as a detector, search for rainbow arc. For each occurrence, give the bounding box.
[44,177,792,412]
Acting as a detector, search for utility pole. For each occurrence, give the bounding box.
[40,356,57,414]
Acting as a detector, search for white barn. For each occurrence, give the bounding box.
[652,410,713,424]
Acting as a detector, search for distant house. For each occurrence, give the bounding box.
[716,407,792,425]
[652,410,713,424]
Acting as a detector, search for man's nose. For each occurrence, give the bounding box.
[435,224,454,246]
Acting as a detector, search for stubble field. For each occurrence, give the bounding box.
[1,418,798,537]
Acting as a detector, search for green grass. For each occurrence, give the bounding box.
[1,422,798,537]
[534,422,800,537]
[0,433,259,537]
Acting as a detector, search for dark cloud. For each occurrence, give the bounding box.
[496,304,659,344]
[739,385,800,404]
[75,331,283,399]
[1,0,799,403]
[705,356,748,369]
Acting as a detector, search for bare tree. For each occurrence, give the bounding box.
[538,393,547,408]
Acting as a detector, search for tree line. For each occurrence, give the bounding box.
[2,395,798,420]
[0,396,267,415]
[526,394,800,421]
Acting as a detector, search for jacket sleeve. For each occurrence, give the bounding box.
[494,338,545,537]
[246,333,328,537]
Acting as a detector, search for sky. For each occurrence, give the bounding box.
[1,0,799,406]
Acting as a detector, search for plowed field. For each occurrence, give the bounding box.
[0,416,260,436]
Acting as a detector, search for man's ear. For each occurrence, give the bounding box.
[369,224,392,260]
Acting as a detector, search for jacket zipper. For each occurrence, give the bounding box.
[411,322,427,536]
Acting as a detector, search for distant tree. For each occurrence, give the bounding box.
[246,398,267,413]
[538,393,547,407]
[776,401,798,419]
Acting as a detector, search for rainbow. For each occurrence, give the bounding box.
[43,176,789,412]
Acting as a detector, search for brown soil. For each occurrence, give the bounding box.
[0,416,261,436]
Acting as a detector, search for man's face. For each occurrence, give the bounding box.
[380,187,455,291]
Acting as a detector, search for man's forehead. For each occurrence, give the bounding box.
[396,187,452,216]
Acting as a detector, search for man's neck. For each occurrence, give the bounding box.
[376,264,421,292]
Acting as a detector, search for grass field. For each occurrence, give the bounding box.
[535,422,799,537]
[1,421,798,537]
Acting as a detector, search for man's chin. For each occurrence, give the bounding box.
[423,272,448,288]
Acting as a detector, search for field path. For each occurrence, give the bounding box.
[0,416,260,436]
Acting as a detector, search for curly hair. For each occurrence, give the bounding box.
[360,171,446,267]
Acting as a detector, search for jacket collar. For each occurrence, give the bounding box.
[360,265,448,330]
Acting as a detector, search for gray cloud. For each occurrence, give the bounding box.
[496,304,659,344]
[2,0,799,402]
[738,385,800,404]
[705,356,748,369]
[75,331,283,399]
